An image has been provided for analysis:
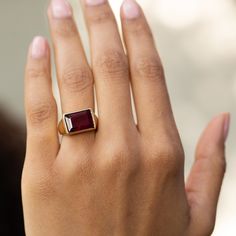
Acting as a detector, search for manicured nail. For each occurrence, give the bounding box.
[86,0,106,6]
[223,113,230,142]
[51,0,72,18]
[122,0,140,19]
[31,36,48,59]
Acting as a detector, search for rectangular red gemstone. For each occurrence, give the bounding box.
[64,109,95,134]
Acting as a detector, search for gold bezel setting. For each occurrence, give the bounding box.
[61,108,97,135]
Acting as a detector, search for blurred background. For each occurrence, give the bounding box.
[0,0,235,235]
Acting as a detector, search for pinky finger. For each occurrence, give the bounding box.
[25,36,59,166]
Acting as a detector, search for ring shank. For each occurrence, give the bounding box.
[58,120,66,135]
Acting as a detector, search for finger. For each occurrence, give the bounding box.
[48,0,94,113]
[25,37,59,166]
[121,0,176,137]
[186,113,230,235]
[80,0,134,131]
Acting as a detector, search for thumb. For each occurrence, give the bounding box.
[186,113,230,236]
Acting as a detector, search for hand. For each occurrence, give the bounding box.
[22,0,230,235]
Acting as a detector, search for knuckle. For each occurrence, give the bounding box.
[215,155,227,175]
[95,50,129,81]
[134,56,164,81]
[61,66,93,93]
[145,142,184,175]
[27,67,49,80]
[128,21,153,37]
[197,149,227,174]
[98,141,138,174]
[59,158,94,183]
[76,159,93,179]
[106,145,131,168]
[28,102,55,125]
[88,10,114,25]
[22,170,55,200]
[54,20,78,38]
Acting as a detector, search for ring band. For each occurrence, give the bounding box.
[58,108,98,135]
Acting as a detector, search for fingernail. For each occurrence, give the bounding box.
[31,36,48,59]
[223,113,230,142]
[122,0,140,19]
[86,0,106,6]
[51,0,72,18]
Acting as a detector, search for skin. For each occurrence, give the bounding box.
[22,0,230,235]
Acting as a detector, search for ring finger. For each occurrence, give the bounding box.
[48,0,94,115]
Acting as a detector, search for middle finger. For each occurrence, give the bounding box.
[80,0,134,131]
[48,0,94,114]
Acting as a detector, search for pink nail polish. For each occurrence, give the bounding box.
[223,114,230,142]
[122,0,140,20]
[86,0,106,6]
[31,36,48,59]
[51,0,72,18]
